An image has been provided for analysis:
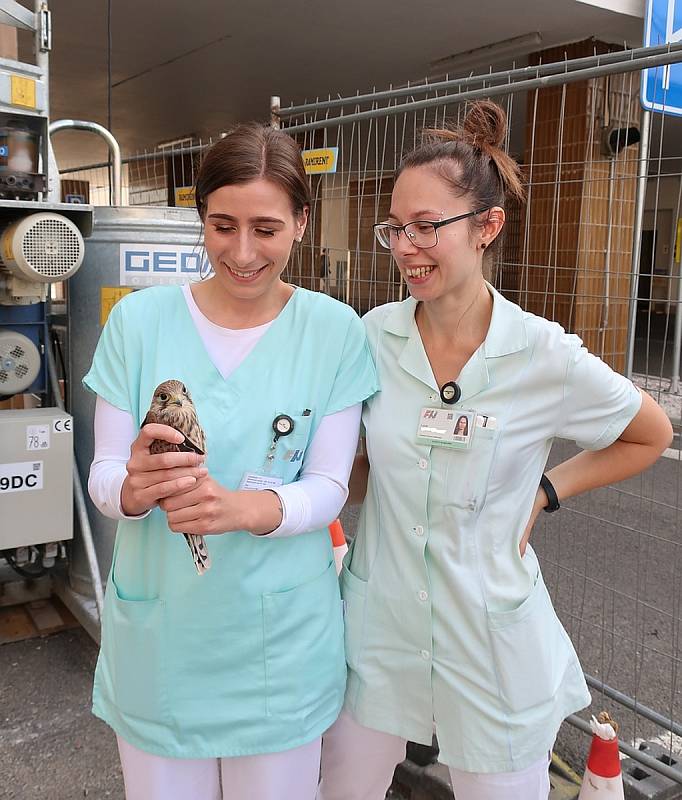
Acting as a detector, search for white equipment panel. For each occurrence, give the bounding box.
[0,407,73,547]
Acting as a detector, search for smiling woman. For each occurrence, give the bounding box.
[82,122,378,800]
[192,124,310,325]
[317,101,673,800]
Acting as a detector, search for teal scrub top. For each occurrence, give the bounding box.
[342,285,642,774]
[83,285,378,759]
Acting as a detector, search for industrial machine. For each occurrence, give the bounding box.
[0,0,92,603]
[0,1,203,640]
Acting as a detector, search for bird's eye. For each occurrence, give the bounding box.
[182,385,187,394]
[159,392,168,402]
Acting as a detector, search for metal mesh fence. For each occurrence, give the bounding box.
[275,44,682,778]
[59,41,682,778]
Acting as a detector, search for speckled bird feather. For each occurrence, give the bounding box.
[143,379,210,575]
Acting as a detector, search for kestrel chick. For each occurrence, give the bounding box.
[143,379,211,575]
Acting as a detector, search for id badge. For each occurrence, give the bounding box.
[416,408,497,450]
[239,472,284,491]
[416,407,476,450]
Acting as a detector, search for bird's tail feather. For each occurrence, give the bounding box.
[183,533,211,575]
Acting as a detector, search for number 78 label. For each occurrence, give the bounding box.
[26,425,50,451]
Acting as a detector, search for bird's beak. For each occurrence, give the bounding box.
[169,393,184,406]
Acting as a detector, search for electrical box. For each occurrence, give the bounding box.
[0,407,73,548]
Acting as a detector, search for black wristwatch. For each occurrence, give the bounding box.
[540,474,560,513]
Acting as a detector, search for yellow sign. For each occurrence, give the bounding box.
[175,186,196,208]
[100,287,134,326]
[10,75,36,109]
[302,147,339,174]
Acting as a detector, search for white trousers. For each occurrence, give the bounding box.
[317,710,551,800]
[117,735,322,800]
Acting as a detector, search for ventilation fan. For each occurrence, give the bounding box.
[2,212,85,282]
[0,330,41,395]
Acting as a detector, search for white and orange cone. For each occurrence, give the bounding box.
[578,712,624,799]
[329,519,348,575]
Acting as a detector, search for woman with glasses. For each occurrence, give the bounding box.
[317,101,672,800]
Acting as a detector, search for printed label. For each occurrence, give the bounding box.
[119,243,213,286]
[302,147,339,174]
[0,461,43,493]
[174,187,196,207]
[26,424,50,451]
[52,417,72,434]
[10,75,36,109]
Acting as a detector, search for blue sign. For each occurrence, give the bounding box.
[642,0,682,116]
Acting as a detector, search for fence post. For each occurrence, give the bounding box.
[270,96,281,130]
[671,175,682,392]
[626,108,651,379]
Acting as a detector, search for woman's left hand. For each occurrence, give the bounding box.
[160,476,236,535]
[159,476,283,535]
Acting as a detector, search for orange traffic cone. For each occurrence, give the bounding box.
[329,519,348,575]
[578,712,624,799]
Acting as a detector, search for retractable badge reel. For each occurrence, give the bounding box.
[265,414,295,471]
[239,414,295,491]
[440,381,461,405]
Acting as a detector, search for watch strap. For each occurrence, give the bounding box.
[540,473,560,513]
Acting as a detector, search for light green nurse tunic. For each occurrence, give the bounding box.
[83,284,377,759]
[342,284,642,773]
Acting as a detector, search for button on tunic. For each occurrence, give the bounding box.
[341,286,642,773]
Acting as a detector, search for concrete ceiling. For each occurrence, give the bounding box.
[42,0,646,170]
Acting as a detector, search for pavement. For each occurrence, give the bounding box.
[0,628,122,800]
[0,625,583,800]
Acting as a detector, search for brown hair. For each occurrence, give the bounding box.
[398,101,525,252]
[195,123,311,220]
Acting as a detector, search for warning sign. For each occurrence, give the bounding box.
[174,187,196,207]
[10,75,36,109]
[100,286,134,326]
[302,147,339,174]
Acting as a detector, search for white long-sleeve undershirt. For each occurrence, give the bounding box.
[87,283,361,538]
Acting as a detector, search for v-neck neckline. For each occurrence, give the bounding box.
[400,304,490,404]
[175,283,301,387]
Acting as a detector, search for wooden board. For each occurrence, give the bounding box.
[0,597,79,645]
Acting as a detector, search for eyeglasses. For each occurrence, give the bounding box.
[373,207,490,250]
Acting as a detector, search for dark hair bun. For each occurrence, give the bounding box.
[405,100,525,207]
[462,101,507,149]
[424,100,507,151]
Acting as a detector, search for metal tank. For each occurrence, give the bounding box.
[68,205,203,596]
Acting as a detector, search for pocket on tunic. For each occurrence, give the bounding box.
[486,571,581,713]
[262,560,345,719]
[445,427,499,511]
[105,578,169,723]
[340,563,368,672]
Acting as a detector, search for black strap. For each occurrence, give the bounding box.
[540,474,560,513]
